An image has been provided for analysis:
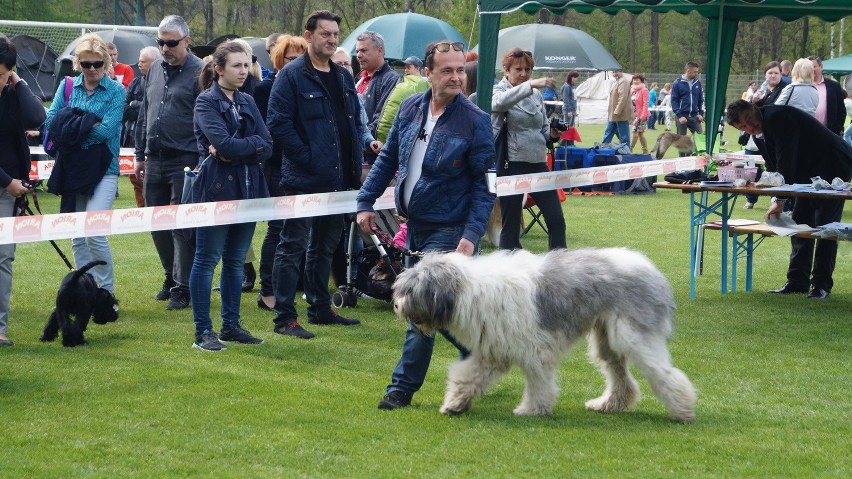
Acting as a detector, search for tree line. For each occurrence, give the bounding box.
[4,0,849,75]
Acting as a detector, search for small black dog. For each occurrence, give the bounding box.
[41,260,119,347]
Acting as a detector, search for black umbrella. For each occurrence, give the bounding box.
[475,23,621,72]
[11,35,58,101]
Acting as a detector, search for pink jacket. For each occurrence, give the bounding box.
[632,86,650,121]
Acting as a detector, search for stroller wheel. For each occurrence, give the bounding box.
[332,288,357,308]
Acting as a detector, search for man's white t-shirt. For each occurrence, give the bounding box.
[402,111,442,209]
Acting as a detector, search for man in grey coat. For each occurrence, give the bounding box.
[133,15,205,310]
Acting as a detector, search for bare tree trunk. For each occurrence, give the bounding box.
[628,14,637,71]
[650,12,660,72]
[293,0,310,36]
[204,0,213,43]
[800,17,810,58]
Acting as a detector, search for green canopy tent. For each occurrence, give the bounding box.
[476,0,852,154]
[821,53,852,75]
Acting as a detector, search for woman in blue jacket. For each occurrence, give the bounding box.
[190,42,272,352]
[45,34,125,302]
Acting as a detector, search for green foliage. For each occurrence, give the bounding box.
[11,0,850,74]
[3,129,850,475]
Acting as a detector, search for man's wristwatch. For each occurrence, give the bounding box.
[771,196,782,204]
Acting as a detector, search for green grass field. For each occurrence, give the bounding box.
[3,123,851,477]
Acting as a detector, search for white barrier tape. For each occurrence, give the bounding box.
[493,156,706,196]
[3,156,706,245]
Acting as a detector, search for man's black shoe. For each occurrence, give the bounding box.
[807,288,830,299]
[309,311,360,326]
[220,326,264,344]
[767,283,809,294]
[273,321,315,339]
[166,287,191,310]
[378,391,412,410]
[155,276,176,301]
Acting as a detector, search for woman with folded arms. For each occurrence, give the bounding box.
[189,42,272,352]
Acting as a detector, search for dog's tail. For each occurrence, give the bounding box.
[64,260,107,286]
[76,260,107,275]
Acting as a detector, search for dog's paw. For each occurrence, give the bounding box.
[585,395,630,414]
[513,404,552,416]
[440,397,472,416]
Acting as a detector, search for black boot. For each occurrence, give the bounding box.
[242,263,256,293]
[155,274,175,301]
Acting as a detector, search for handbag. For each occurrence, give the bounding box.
[494,112,509,175]
[181,155,211,204]
[43,76,73,157]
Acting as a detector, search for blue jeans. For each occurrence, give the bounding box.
[601,120,630,144]
[272,214,344,325]
[844,123,852,147]
[386,223,471,397]
[71,174,118,292]
[190,222,256,336]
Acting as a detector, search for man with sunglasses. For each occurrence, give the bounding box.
[356,40,495,410]
[134,15,205,310]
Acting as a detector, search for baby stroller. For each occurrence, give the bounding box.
[332,210,405,308]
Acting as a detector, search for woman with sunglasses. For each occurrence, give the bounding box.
[189,42,272,351]
[492,48,566,251]
[45,33,126,303]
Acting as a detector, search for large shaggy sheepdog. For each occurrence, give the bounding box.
[392,248,696,422]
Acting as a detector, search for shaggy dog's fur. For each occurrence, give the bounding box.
[651,132,696,160]
[484,202,503,247]
[392,248,697,422]
[41,260,119,347]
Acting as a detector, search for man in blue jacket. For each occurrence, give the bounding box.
[356,40,496,410]
[670,61,705,135]
[266,10,363,339]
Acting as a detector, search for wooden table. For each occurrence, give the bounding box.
[654,182,852,299]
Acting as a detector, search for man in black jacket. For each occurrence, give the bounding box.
[133,15,204,310]
[727,100,852,299]
[265,10,362,339]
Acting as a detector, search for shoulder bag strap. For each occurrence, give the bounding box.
[783,85,796,105]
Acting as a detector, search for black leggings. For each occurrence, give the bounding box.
[497,161,567,250]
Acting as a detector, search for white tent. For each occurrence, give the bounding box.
[574,71,631,125]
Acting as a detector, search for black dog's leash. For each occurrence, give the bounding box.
[17,187,74,271]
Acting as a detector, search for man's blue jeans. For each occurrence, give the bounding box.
[601,120,629,144]
[386,224,471,397]
[844,123,852,147]
[190,222,256,336]
[272,213,344,325]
